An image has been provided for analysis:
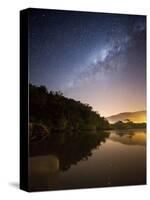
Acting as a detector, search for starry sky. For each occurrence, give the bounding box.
[29,9,146,117]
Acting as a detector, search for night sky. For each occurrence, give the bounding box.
[29,9,146,117]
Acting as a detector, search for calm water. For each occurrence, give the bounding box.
[29,129,146,191]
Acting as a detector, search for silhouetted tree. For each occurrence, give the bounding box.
[29,84,110,135]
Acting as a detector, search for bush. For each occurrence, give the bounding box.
[29,123,49,142]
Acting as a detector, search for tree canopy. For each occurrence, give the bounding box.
[29,84,110,133]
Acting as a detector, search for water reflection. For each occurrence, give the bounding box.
[109,129,146,146]
[30,131,110,171]
[29,129,146,191]
[29,155,60,191]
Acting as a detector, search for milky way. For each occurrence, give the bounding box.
[64,16,146,90]
[29,9,146,116]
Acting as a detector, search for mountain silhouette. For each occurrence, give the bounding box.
[107,111,146,124]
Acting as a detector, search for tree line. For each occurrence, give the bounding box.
[29,84,146,142]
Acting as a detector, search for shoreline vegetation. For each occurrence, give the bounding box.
[29,84,146,142]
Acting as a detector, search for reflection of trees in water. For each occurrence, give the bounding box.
[115,129,146,138]
[115,129,136,138]
[30,131,110,171]
[110,130,146,146]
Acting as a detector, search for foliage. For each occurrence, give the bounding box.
[29,84,110,133]
[29,84,146,142]
[113,120,146,130]
[29,122,49,142]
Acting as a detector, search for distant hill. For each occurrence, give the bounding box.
[107,111,146,124]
